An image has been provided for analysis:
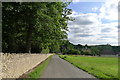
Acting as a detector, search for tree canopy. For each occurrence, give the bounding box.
[2,2,72,53]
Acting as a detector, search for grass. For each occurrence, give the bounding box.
[28,55,52,78]
[59,55,118,80]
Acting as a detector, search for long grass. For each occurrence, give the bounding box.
[59,55,118,80]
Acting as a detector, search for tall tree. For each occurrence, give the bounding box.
[2,2,72,53]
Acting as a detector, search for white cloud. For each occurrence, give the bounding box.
[72,0,106,3]
[72,0,81,2]
[99,0,119,20]
[67,0,118,46]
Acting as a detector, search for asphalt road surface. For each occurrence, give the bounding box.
[41,55,97,79]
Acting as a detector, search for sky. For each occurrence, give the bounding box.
[67,0,119,46]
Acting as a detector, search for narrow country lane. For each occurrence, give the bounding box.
[41,55,97,79]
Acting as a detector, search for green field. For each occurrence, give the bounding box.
[59,55,118,79]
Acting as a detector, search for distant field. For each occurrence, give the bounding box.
[59,55,118,79]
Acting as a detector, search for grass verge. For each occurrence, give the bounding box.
[59,55,118,80]
[28,55,52,78]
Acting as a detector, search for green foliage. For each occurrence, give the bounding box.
[60,40,81,55]
[91,47,100,56]
[112,46,120,52]
[2,2,72,53]
[60,40,75,54]
[59,55,118,79]
[49,42,60,53]
[41,47,50,54]
[74,44,83,50]
[95,44,113,51]
[60,41,119,56]
[81,49,91,55]
[67,49,80,55]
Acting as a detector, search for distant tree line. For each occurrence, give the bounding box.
[60,40,120,56]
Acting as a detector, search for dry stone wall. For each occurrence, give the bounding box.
[0,53,3,80]
[1,53,52,79]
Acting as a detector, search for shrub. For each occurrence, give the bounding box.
[41,47,49,54]
[67,49,80,55]
[91,47,100,56]
[82,50,91,55]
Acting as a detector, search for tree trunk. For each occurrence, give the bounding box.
[26,26,33,53]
